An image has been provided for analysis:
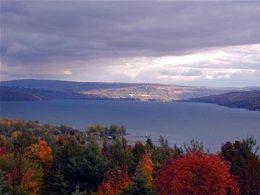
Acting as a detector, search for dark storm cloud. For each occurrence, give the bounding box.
[1,1,260,70]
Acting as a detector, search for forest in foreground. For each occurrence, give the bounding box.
[0,118,260,195]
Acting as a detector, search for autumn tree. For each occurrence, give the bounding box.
[25,140,53,172]
[153,150,239,195]
[0,130,43,195]
[97,164,132,195]
[0,147,7,156]
[139,152,153,185]
[0,154,42,195]
[86,125,107,139]
[220,137,260,195]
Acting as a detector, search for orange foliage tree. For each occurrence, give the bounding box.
[153,150,239,195]
[140,152,153,185]
[25,140,53,171]
[97,164,132,195]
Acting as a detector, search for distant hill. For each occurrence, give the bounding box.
[0,87,41,101]
[187,90,260,111]
[0,79,140,92]
[0,86,90,101]
[0,86,129,101]
[1,79,257,102]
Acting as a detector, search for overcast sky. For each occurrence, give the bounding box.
[1,1,260,87]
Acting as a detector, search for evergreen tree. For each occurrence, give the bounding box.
[106,138,136,174]
[48,169,68,195]
[0,170,11,195]
[81,140,110,191]
[123,168,154,195]
[145,138,154,150]
[71,184,83,195]
[151,136,172,171]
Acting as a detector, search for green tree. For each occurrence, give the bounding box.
[49,137,83,193]
[132,141,146,164]
[54,139,109,193]
[123,168,154,195]
[220,136,260,195]
[108,125,127,137]
[86,125,107,139]
[145,138,154,150]
[80,140,109,191]
[151,136,172,171]
[0,170,11,195]
[71,184,84,195]
[48,169,68,195]
[106,138,136,175]
[184,139,207,153]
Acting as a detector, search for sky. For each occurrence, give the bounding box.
[1,1,260,87]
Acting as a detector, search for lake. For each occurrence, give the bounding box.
[0,100,260,153]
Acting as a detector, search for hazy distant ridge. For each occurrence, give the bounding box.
[188,90,260,111]
[0,79,140,92]
[0,79,256,102]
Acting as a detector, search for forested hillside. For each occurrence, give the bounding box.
[0,118,260,194]
[0,79,235,101]
[188,90,260,111]
[0,79,140,92]
[0,87,41,101]
[0,87,91,101]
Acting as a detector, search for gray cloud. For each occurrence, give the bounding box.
[2,2,260,63]
[160,70,179,76]
[1,1,260,86]
[182,69,203,77]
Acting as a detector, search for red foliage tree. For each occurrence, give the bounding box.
[0,147,6,156]
[6,166,39,194]
[97,164,132,195]
[153,151,239,195]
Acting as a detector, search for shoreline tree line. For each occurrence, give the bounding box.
[0,118,260,195]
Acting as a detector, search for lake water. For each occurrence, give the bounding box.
[0,100,260,153]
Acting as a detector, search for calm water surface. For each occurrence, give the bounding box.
[1,100,260,152]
